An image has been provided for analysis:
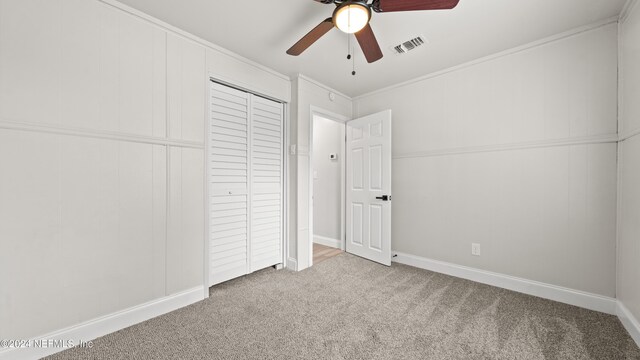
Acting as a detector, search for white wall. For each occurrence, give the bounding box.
[354,22,619,297]
[0,0,204,340]
[289,75,352,270]
[312,116,344,243]
[0,0,289,347]
[618,0,640,330]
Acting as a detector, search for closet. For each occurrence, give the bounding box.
[209,81,284,286]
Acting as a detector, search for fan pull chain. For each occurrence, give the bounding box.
[346,34,356,76]
[347,6,356,75]
[352,35,356,76]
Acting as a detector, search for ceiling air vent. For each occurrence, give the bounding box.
[391,36,427,55]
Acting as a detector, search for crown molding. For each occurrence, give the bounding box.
[296,74,353,102]
[354,16,619,101]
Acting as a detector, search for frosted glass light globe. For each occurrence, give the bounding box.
[334,4,370,34]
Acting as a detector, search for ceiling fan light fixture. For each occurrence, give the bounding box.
[333,3,370,34]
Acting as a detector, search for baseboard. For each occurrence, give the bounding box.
[618,302,640,346]
[286,257,298,271]
[393,252,617,315]
[313,235,342,249]
[0,286,205,360]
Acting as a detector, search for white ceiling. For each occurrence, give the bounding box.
[116,0,626,97]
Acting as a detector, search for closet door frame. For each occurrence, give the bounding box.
[204,78,288,291]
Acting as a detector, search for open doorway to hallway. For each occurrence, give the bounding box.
[310,114,346,265]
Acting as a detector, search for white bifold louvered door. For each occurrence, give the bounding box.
[209,81,284,286]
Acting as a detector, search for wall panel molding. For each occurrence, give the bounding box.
[98,0,289,82]
[619,127,640,142]
[0,120,204,149]
[393,134,619,159]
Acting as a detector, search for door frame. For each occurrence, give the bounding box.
[308,106,350,267]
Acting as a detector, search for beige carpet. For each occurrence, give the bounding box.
[48,254,640,359]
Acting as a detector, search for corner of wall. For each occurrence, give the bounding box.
[618,301,640,347]
[616,0,640,344]
[287,77,300,263]
[620,0,639,24]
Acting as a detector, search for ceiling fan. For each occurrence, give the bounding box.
[286,0,460,63]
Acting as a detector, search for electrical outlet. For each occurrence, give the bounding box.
[471,243,481,256]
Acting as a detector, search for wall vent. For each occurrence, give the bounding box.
[391,36,427,55]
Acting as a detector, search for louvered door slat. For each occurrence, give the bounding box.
[210,112,247,126]
[254,115,281,127]
[253,102,281,115]
[211,97,248,112]
[210,214,246,226]
[253,216,281,226]
[211,89,247,104]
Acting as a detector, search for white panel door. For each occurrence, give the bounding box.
[209,82,250,285]
[250,96,284,272]
[346,110,392,266]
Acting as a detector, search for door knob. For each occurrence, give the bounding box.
[375,195,391,201]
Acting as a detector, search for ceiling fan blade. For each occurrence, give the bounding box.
[312,0,335,3]
[287,18,334,56]
[354,24,383,63]
[373,0,459,12]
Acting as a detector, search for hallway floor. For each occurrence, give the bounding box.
[313,243,343,265]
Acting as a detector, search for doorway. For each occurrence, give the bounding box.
[308,109,393,268]
[310,113,346,265]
